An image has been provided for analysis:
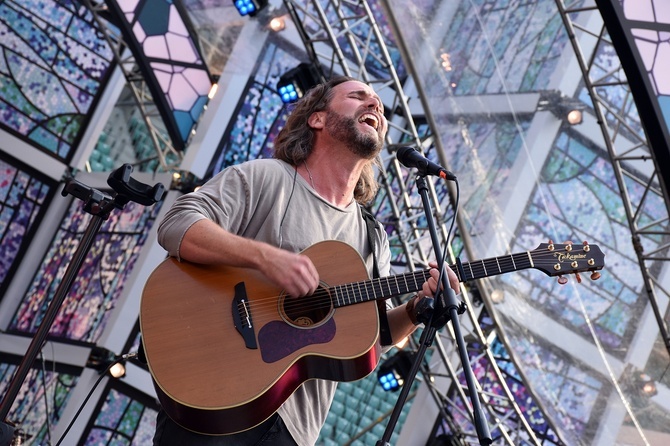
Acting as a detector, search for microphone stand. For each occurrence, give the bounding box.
[0,165,164,446]
[375,175,491,446]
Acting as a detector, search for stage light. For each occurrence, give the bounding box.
[566,108,583,125]
[233,0,267,17]
[269,16,286,32]
[109,362,127,379]
[278,83,299,104]
[377,350,414,392]
[171,170,203,193]
[537,90,585,126]
[277,63,322,104]
[635,372,658,397]
[86,346,126,378]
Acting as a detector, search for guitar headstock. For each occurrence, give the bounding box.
[531,240,605,284]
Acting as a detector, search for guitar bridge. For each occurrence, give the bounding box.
[232,282,257,349]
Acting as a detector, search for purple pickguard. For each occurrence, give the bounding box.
[258,318,336,363]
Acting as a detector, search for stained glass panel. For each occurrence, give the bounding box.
[620,0,670,153]
[438,0,572,95]
[81,382,158,445]
[508,130,650,351]
[0,153,57,298]
[437,310,562,443]
[208,40,300,175]
[104,0,214,150]
[0,0,116,161]
[8,195,162,343]
[0,357,79,445]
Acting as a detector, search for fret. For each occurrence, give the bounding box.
[336,284,344,306]
[511,253,517,270]
[495,257,501,273]
[333,285,340,306]
[368,280,376,301]
[526,251,534,268]
[356,281,365,304]
[481,259,488,276]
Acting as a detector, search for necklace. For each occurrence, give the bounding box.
[304,160,355,206]
[304,161,315,189]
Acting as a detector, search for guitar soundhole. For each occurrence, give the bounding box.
[280,283,333,328]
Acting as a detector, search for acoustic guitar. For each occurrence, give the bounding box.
[140,239,604,435]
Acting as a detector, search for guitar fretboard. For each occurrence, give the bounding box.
[330,251,535,308]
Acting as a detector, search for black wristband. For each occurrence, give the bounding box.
[405,294,421,325]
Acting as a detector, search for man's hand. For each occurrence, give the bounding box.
[422,261,460,298]
[260,246,320,298]
[407,261,461,325]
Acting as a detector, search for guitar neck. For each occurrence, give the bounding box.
[330,251,534,308]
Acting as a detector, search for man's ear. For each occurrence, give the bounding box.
[308,111,325,129]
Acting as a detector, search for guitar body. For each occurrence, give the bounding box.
[140,238,606,435]
[140,240,382,435]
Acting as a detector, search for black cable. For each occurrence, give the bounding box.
[435,180,460,303]
[54,352,137,446]
[39,352,53,446]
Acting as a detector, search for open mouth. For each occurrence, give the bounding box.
[358,113,379,130]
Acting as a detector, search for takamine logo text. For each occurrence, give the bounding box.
[555,252,587,262]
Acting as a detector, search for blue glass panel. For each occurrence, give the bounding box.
[83,384,158,445]
[208,41,299,174]
[0,154,57,298]
[438,0,570,95]
[0,361,78,444]
[105,0,214,149]
[0,0,116,161]
[8,197,163,343]
[509,131,648,350]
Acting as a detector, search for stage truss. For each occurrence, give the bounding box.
[284,0,670,444]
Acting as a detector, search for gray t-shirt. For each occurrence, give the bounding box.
[157,158,390,445]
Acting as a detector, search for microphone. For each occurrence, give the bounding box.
[396,146,457,181]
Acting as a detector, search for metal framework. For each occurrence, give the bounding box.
[83,0,184,173]
[283,0,562,444]
[282,0,670,443]
[555,0,670,356]
[84,0,670,443]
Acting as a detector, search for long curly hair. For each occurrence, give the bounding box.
[273,76,381,205]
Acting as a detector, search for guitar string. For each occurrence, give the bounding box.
[236,249,599,317]
[235,270,432,320]
[232,249,600,320]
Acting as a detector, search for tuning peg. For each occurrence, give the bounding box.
[582,241,590,252]
[574,272,582,283]
[548,239,555,251]
[590,271,601,281]
[557,276,568,285]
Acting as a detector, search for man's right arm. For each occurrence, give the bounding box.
[163,215,320,298]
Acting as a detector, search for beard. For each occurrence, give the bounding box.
[325,109,383,159]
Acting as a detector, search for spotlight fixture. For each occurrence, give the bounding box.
[277,63,322,104]
[233,0,268,17]
[269,16,286,32]
[634,371,658,397]
[171,170,203,193]
[86,346,126,379]
[377,350,414,392]
[537,90,585,126]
